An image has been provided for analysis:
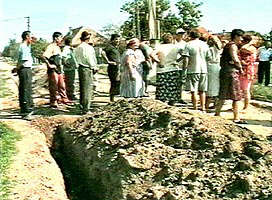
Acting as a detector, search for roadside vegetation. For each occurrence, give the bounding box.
[0,123,21,200]
[0,62,20,200]
[0,68,12,98]
[253,84,272,102]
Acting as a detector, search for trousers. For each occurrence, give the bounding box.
[18,68,33,113]
[78,66,94,112]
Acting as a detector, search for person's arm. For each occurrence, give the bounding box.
[150,49,160,63]
[101,50,117,65]
[42,45,56,69]
[180,45,189,69]
[183,56,189,69]
[229,44,243,72]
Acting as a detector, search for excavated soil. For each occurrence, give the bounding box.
[57,98,272,200]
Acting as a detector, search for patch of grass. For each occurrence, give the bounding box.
[252,84,272,102]
[0,123,21,200]
[0,73,12,98]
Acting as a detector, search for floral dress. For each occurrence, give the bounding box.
[238,48,256,90]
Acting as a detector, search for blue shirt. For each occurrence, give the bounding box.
[258,46,272,61]
[17,43,33,68]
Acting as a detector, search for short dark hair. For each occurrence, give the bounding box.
[231,29,244,40]
[189,29,201,39]
[64,37,72,46]
[110,34,120,41]
[52,32,62,41]
[162,33,173,44]
[243,34,252,43]
[21,31,31,41]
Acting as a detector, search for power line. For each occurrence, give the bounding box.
[0,17,24,22]
[25,16,30,31]
[0,16,30,31]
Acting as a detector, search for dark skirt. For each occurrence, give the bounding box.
[218,68,242,101]
[155,70,181,103]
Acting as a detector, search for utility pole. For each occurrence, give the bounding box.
[147,0,159,40]
[25,16,30,31]
[136,2,141,39]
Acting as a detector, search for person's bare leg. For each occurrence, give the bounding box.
[199,91,206,111]
[205,97,211,110]
[191,91,197,110]
[233,100,240,121]
[215,99,224,116]
[243,82,251,110]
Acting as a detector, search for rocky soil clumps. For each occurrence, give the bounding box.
[59,99,272,200]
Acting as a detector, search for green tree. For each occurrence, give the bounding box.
[31,38,49,63]
[118,0,203,39]
[1,39,20,60]
[120,0,174,39]
[160,13,182,35]
[175,0,203,30]
[100,24,121,39]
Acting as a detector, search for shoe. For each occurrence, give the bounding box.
[50,102,58,108]
[22,111,34,120]
[179,100,187,105]
[233,120,248,124]
[82,110,92,115]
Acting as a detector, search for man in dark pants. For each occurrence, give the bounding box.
[74,31,98,114]
[102,34,121,102]
[257,41,272,86]
[16,31,34,119]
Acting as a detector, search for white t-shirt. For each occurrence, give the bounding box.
[154,43,183,73]
[184,39,211,74]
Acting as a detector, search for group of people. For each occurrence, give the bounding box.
[15,28,271,122]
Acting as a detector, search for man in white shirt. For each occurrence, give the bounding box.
[16,31,34,118]
[74,31,98,114]
[257,41,272,86]
[183,29,211,111]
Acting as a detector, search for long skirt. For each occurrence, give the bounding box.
[155,70,181,103]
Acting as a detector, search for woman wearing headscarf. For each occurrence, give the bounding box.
[238,35,257,111]
[120,38,145,98]
[215,29,246,124]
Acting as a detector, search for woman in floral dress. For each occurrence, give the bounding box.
[238,35,257,110]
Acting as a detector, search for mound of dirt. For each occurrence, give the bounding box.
[59,99,272,200]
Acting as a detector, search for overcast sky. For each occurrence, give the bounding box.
[1,0,272,50]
